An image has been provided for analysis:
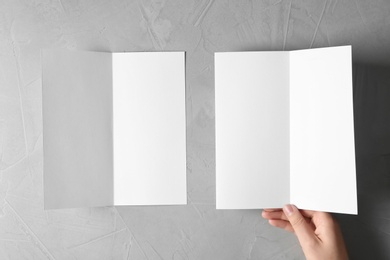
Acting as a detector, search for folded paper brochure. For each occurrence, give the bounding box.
[215,46,357,214]
[42,50,187,209]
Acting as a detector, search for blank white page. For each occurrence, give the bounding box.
[113,52,187,205]
[289,46,357,214]
[42,49,113,209]
[215,52,290,209]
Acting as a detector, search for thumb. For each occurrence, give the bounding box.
[283,204,318,246]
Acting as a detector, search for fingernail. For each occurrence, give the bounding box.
[283,204,294,216]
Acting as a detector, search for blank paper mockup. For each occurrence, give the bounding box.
[215,46,357,214]
[42,49,186,209]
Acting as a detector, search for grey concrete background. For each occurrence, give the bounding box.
[1,0,390,259]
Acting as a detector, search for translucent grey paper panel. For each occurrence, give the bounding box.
[42,50,113,209]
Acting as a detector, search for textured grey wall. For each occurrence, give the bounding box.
[1,0,390,259]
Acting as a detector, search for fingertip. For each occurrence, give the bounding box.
[261,210,273,219]
[268,219,281,228]
[268,219,277,226]
[283,204,295,216]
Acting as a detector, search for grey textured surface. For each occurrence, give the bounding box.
[1,0,390,259]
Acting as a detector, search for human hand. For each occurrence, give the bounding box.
[262,204,348,260]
